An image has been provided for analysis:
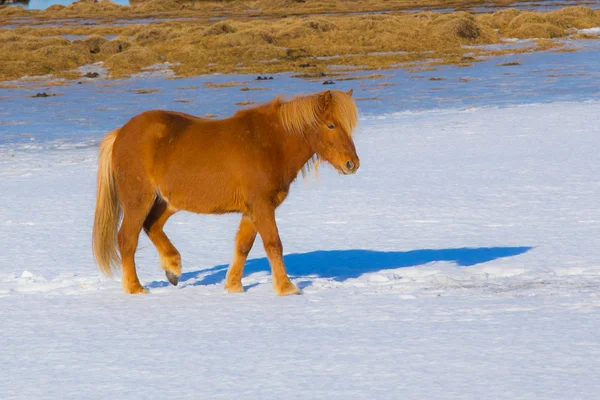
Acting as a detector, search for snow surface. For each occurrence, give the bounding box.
[1,96,600,398]
[580,27,600,35]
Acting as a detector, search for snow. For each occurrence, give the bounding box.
[1,94,600,398]
[580,27,600,35]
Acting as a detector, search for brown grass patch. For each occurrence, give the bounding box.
[304,18,338,32]
[240,87,268,91]
[129,88,159,94]
[133,0,183,12]
[45,4,66,12]
[430,14,482,40]
[30,92,61,98]
[337,74,393,81]
[72,35,108,54]
[205,81,244,88]
[203,22,238,36]
[104,47,161,77]
[2,4,599,81]
[236,101,256,106]
[134,26,179,44]
[497,61,521,66]
[512,23,566,39]
[554,47,579,53]
[100,38,132,55]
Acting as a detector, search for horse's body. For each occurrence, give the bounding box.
[93,90,359,295]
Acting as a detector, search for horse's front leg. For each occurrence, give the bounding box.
[252,203,300,296]
[225,215,257,293]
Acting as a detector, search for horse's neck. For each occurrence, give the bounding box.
[277,125,316,185]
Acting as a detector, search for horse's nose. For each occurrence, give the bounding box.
[346,160,355,171]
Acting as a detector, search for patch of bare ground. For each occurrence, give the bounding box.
[129,88,159,94]
[0,2,599,81]
[204,81,245,88]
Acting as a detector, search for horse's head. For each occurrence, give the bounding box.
[312,89,360,175]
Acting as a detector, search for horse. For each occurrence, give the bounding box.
[92,89,360,295]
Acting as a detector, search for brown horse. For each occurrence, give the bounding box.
[92,89,359,295]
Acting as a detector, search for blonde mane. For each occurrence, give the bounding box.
[277,90,358,178]
[278,91,358,138]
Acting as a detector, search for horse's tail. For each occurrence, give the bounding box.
[92,129,122,277]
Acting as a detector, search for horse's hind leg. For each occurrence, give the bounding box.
[118,191,154,294]
[225,215,257,293]
[143,198,180,286]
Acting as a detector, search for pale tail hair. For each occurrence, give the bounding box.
[92,129,121,277]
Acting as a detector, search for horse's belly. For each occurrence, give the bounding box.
[152,138,248,215]
[160,180,245,215]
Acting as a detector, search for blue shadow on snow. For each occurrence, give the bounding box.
[148,246,531,288]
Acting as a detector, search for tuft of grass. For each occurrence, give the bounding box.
[129,88,160,94]
[100,38,132,55]
[304,18,338,32]
[497,61,521,66]
[203,22,238,36]
[240,87,268,91]
[72,35,108,54]
[133,0,182,12]
[236,100,256,106]
[205,81,244,88]
[337,74,393,81]
[104,47,161,77]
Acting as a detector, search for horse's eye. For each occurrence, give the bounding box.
[327,124,335,130]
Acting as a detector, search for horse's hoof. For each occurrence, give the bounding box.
[276,282,301,296]
[165,270,179,286]
[225,282,244,293]
[123,282,148,294]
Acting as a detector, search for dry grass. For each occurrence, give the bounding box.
[337,74,394,81]
[129,88,160,94]
[104,47,162,77]
[204,81,244,88]
[1,2,599,81]
[497,61,521,66]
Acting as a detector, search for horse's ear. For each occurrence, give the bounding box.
[318,90,333,111]
[347,89,353,97]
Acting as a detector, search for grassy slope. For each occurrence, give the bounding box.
[0,0,599,80]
